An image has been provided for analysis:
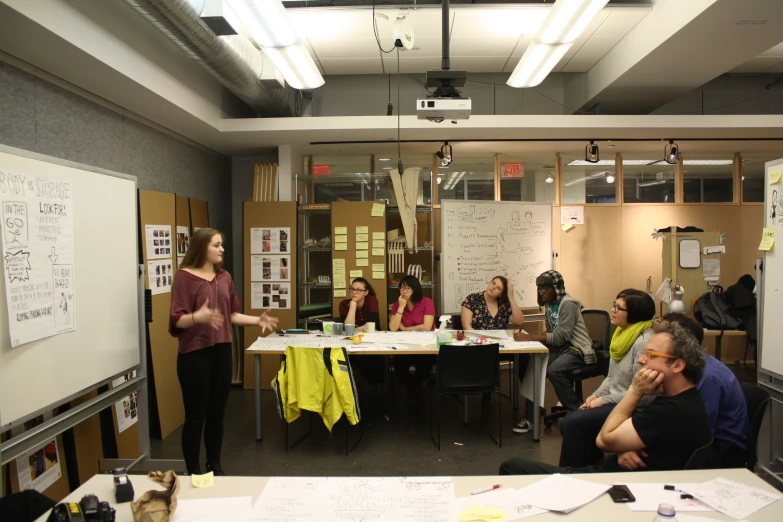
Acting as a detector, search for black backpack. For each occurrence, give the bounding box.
[693,286,743,331]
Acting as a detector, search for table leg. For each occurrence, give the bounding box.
[463,395,469,424]
[513,354,520,410]
[533,353,542,443]
[255,353,262,441]
[716,332,724,362]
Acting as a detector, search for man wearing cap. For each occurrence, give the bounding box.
[511,270,595,434]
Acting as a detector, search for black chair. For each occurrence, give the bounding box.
[428,344,501,450]
[543,310,612,428]
[685,438,715,470]
[741,382,771,471]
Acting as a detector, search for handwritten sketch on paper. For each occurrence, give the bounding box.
[441,201,552,312]
[249,476,455,522]
[560,206,584,225]
[451,488,547,521]
[1,173,76,347]
[682,477,782,520]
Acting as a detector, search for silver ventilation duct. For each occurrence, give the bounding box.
[121,0,293,117]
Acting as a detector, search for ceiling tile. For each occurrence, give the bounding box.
[449,37,520,57]
[319,58,383,75]
[560,57,601,73]
[571,36,619,60]
[288,9,377,40]
[307,39,384,59]
[381,56,441,74]
[451,7,549,38]
[402,37,443,58]
[578,9,612,38]
[449,57,509,73]
[591,8,649,39]
[730,57,783,73]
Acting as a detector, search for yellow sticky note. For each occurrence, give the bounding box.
[350,270,363,278]
[458,505,507,522]
[356,233,369,242]
[372,272,385,280]
[372,232,385,240]
[371,203,385,217]
[372,264,385,272]
[333,289,346,298]
[770,168,783,185]
[191,472,214,488]
[356,251,369,258]
[372,240,385,248]
[356,242,369,250]
[356,259,369,266]
[335,244,348,251]
[759,227,776,251]
[335,235,348,243]
[356,226,368,234]
[561,223,575,232]
[335,227,347,235]
[372,248,385,256]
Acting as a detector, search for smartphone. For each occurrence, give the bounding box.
[608,485,636,503]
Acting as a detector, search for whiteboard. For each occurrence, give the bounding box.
[760,158,783,377]
[0,146,140,425]
[441,200,553,313]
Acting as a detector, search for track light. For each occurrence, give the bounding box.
[435,142,453,167]
[545,173,554,184]
[584,140,600,163]
[664,140,679,165]
[606,172,615,184]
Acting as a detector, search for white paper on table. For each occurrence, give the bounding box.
[681,477,783,520]
[248,476,454,522]
[676,515,749,522]
[451,488,547,521]
[519,350,548,409]
[513,474,610,513]
[172,496,251,522]
[624,483,712,512]
[361,331,437,345]
[464,329,513,339]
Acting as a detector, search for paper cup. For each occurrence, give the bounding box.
[364,322,376,333]
[322,322,334,335]
[333,323,344,336]
[345,324,355,336]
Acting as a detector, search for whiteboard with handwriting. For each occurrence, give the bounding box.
[760,158,783,378]
[441,201,552,313]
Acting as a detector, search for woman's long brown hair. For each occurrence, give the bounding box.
[180,228,225,273]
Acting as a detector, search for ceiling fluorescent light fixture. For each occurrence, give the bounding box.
[507,41,571,88]
[262,44,324,90]
[563,171,608,187]
[650,159,734,166]
[638,179,668,187]
[225,0,300,47]
[538,0,610,44]
[567,160,657,166]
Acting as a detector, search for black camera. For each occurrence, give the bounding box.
[47,494,115,522]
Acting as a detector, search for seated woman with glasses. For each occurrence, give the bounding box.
[390,275,436,400]
[339,278,380,333]
[557,288,656,467]
[461,276,524,331]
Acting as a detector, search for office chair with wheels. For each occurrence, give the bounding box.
[428,344,501,450]
[543,310,612,429]
[740,382,770,471]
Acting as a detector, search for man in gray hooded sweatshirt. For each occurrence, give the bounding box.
[512,270,595,433]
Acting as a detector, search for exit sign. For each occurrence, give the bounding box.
[503,163,524,178]
[312,165,332,176]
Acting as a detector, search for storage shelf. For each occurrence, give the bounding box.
[299,246,331,252]
[298,283,332,289]
[298,208,330,215]
[387,206,433,214]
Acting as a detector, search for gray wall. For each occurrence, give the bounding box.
[0,60,230,244]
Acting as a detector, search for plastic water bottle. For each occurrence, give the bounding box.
[652,504,678,522]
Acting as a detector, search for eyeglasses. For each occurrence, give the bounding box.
[349,287,367,293]
[612,302,628,312]
[399,286,413,292]
[642,348,678,360]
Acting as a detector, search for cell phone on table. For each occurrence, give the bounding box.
[608,485,635,503]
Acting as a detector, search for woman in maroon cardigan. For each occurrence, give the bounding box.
[169,228,278,476]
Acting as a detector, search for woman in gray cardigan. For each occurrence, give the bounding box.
[557,288,656,467]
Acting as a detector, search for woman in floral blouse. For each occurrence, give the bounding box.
[460,276,524,330]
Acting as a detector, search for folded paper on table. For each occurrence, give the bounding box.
[513,474,610,513]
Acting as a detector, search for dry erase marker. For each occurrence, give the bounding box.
[471,484,500,495]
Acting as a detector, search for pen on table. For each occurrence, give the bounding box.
[471,484,501,495]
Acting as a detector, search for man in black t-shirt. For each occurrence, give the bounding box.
[500,324,712,475]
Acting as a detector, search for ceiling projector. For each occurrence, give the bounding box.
[417,70,471,123]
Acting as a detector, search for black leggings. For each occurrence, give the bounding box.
[177,343,232,472]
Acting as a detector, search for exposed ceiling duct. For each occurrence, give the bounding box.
[120,0,293,117]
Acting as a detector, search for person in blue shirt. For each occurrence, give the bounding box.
[616,313,748,471]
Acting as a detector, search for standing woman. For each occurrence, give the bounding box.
[169,228,278,476]
[461,276,524,330]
